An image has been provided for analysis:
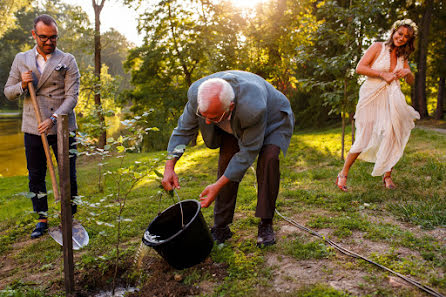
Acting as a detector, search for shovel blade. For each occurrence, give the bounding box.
[49,221,89,250]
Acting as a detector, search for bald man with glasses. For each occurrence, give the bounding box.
[4,14,80,239]
[162,71,294,247]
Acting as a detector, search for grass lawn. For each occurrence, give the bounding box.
[0,125,445,296]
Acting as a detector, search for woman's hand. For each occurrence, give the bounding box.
[394,68,412,79]
[380,72,397,84]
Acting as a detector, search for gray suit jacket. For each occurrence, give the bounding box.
[167,70,295,182]
[4,46,80,135]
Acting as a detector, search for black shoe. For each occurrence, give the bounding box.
[211,226,233,244]
[257,221,276,248]
[31,222,48,239]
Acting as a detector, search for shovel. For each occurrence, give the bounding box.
[28,82,88,249]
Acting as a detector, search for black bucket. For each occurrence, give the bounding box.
[142,199,214,269]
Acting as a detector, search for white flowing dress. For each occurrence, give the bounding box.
[350,43,420,176]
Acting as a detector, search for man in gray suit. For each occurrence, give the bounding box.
[4,14,80,238]
[162,71,294,247]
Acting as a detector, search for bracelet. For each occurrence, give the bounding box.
[50,115,57,125]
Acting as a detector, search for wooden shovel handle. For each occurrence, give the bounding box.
[28,82,60,201]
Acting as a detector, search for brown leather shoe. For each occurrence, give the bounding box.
[257,221,276,247]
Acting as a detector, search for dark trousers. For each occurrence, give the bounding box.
[213,132,280,228]
[24,133,78,216]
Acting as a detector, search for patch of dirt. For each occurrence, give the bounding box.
[265,254,370,296]
[127,256,228,297]
[270,211,445,296]
[0,237,43,290]
[74,256,136,297]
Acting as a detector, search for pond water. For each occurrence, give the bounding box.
[0,117,27,177]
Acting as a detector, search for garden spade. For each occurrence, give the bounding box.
[49,221,89,250]
[28,82,89,249]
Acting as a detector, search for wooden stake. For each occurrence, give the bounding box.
[57,114,75,295]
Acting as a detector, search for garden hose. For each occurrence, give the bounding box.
[275,209,445,297]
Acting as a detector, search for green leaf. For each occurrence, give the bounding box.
[20,192,36,199]
[154,169,164,178]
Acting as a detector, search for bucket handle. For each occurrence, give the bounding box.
[157,189,185,229]
[173,189,185,229]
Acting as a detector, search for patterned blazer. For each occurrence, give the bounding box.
[167,70,295,182]
[4,46,80,135]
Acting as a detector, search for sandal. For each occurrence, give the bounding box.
[336,174,348,192]
[383,175,396,189]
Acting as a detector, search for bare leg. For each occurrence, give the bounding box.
[383,169,395,189]
[336,152,361,190]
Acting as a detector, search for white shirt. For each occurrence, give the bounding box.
[35,49,51,74]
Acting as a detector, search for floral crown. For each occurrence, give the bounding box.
[392,19,418,37]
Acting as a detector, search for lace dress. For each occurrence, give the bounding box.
[350,43,420,176]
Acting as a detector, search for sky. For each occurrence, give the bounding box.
[67,0,144,46]
[65,0,268,46]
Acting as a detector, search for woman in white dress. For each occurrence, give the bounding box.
[336,19,420,191]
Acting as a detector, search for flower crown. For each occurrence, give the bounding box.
[392,19,418,37]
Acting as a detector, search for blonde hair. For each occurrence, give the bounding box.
[197,78,234,112]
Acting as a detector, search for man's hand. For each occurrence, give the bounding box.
[21,70,33,90]
[38,118,54,134]
[199,175,230,208]
[161,159,180,191]
[199,183,220,208]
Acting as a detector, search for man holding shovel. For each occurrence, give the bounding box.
[162,71,294,247]
[4,14,80,239]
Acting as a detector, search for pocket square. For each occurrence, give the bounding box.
[55,63,67,71]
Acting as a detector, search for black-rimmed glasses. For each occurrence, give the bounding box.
[37,34,58,42]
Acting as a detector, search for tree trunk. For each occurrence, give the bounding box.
[411,81,418,110]
[341,112,345,161]
[414,0,433,118]
[436,77,445,120]
[93,0,106,148]
[350,112,355,145]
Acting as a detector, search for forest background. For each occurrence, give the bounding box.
[1,0,445,151]
[1,1,445,296]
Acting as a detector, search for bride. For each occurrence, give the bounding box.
[336,19,420,191]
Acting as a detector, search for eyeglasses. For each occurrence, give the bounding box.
[196,106,228,124]
[36,34,58,42]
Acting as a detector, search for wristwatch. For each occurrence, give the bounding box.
[50,113,58,125]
